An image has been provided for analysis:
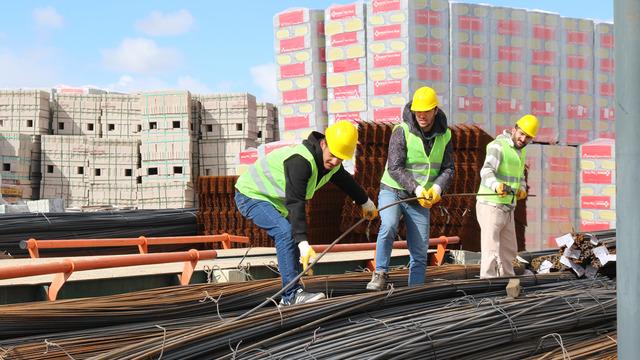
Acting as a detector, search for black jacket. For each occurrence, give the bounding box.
[381,102,455,198]
[284,132,368,243]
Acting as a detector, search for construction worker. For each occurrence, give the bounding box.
[476,114,538,278]
[235,121,378,306]
[366,86,454,291]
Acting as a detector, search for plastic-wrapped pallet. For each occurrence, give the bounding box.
[525,11,561,143]
[541,145,577,248]
[524,144,543,250]
[489,7,527,136]
[100,94,142,139]
[325,2,367,124]
[236,140,299,175]
[578,138,615,231]
[274,8,328,140]
[86,138,140,207]
[559,17,595,145]
[257,102,278,144]
[0,90,50,135]
[52,94,102,137]
[593,22,615,139]
[450,2,490,132]
[0,133,41,200]
[40,135,90,207]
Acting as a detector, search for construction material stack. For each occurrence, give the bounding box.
[593,22,615,139]
[40,136,89,207]
[523,144,543,250]
[274,8,328,140]
[578,138,616,232]
[256,102,278,144]
[366,0,450,124]
[100,94,142,139]
[52,94,102,137]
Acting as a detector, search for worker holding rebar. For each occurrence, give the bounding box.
[366,86,454,291]
[476,114,539,278]
[235,121,378,306]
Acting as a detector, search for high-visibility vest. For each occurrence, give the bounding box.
[235,144,340,217]
[477,137,526,205]
[380,122,451,190]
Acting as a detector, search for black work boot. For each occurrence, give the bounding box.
[366,271,389,291]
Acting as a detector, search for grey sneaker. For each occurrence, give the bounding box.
[366,271,389,291]
[280,288,325,306]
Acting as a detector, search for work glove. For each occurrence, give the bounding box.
[361,198,379,220]
[425,186,442,206]
[298,241,317,275]
[496,183,513,197]
[415,186,433,209]
[516,188,527,200]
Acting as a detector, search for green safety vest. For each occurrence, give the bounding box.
[380,122,452,190]
[235,144,340,217]
[477,137,526,205]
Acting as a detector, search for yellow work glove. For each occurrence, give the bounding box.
[516,188,527,200]
[299,241,317,275]
[425,186,442,206]
[415,186,433,209]
[496,183,513,197]
[361,198,379,220]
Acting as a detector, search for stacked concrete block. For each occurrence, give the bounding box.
[541,145,577,248]
[52,94,102,137]
[594,22,615,139]
[0,90,50,135]
[256,102,278,144]
[578,138,616,231]
[0,133,41,200]
[489,7,527,136]
[40,135,90,207]
[450,2,491,132]
[274,8,328,140]
[524,144,542,250]
[86,138,140,207]
[559,18,595,145]
[525,11,561,143]
[325,2,367,124]
[100,94,142,139]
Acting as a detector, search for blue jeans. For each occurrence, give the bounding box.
[235,191,301,303]
[374,188,430,286]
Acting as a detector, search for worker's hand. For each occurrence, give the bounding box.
[361,198,379,220]
[516,188,527,200]
[425,186,442,206]
[298,241,317,275]
[496,183,513,197]
[415,186,433,209]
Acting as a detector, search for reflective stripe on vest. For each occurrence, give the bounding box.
[380,123,451,190]
[477,137,526,205]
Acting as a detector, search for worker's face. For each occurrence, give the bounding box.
[321,139,343,170]
[414,107,437,132]
[511,127,533,149]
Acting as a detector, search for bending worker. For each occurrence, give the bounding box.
[477,114,538,278]
[235,121,378,306]
[367,86,454,291]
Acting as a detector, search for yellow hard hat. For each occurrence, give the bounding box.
[325,120,358,160]
[410,86,438,112]
[516,114,539,138]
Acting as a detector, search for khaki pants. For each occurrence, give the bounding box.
[476,201,517,278]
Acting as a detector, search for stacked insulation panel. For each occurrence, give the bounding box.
[0,133,41,200]
[40,135,89,207]
[274,8,328,140]
[0,90,50,135]
[559,17,595,145]
[489,7,527,136]
[523,144,543,250]
[578,138,616,231]
[52,94,102,137]
[256,102,278,144]
[86,138,140,207]
[325,2,368,124]
[450,2,491,132]
[139,91,195,209]
[367,0,450,124]
[541,145,577,248]
[593,22,615,139]
[100,94,142,139]
[198,93,259,176]
[525,11,561,143]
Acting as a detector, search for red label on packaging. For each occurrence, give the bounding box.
[284,115,310,131]
[239,150,258,165]
[459,44,483,58]
[581,196,612,209]
[282,89,308,104]
[333,112,363,123]
[373,80,402,96]
[600,58,614,73]
[278,10,304,27]
[319,47,326,62]
[532,50,555,65]
[331,32,358,47]
[416,10,442,26]
[497,72,522,87]
[567,55,587,69]
[532,75,554,90]
[533,25,554,40]
[495,99,521,113]
[498,20,522,35]
[332,58,361,73]
[536,127,556,141]
[321,73,326,88]
[374,107,402,123]
[600,83,615,97]
[545,208,571,222]
[416,38,443,53]
[580,220,612,232]
[546,184,571,197]
[498,46,523,61]
[372,0,400,14]
[601,34,614,48]
[567,104,589,119]
[457,97,484,112]
[582,169,613,184]
[417,66,443,81]
[373,52,402,68]
[582,144,613,158]
[567,80,589,94]
[317,21,325,35]
[566,130,591,144]
[567,31,588,44]
[330,4,356,20]
[332,85,362,99]
[599,107,615,121]
[598,131,616,139]
[547,156,571,172]
[459,16,482,31]
[279,63,305,78]
[279,36,305,53]
[531,101,555,116]
[374,24,402,40]
[458,70,483,85]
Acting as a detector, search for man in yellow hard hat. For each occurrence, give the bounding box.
[476,114,539,278]
[366,86,454,291]
[235,121,378,305]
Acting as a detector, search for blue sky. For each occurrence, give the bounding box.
[0,1,613,103]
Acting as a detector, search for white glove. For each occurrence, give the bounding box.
[361,198,378,220]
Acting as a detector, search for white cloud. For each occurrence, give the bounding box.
[177,75,211,93]
[33,6,64,29]
[101,38,182,75]
[250,63,277,103]
[136,10,194,36]
[104,74,212,94]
